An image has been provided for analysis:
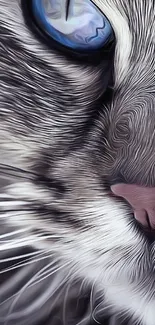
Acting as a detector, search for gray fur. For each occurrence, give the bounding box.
[0,1,155,325]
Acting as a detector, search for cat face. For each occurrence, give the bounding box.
[0,1,155,325]
[0,0,154,230]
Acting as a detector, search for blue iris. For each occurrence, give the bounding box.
[32,0,113,51]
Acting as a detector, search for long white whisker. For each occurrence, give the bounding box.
[0,237,40,251]
[30,261,71,287]
[0,258,59,309]
[0,252,54,275]
[0,251,39,263]
[62,271,75,324]
[75,313,91,325]
[0,232,59,251]
[89,269,105,324]
[0,228,30,239]
[5,265,74,323]
[4,260,70,324]
[39,266,74,314]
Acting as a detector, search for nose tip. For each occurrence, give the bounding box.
[111,183,155,230]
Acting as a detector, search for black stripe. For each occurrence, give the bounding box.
[36,205,85,230]
[65,0,70,21]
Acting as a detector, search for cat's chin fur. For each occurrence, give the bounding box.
[0,1,155,325]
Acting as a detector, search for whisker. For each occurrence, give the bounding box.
[0,163,36,181]
[0,236,41,251]
[89,269,105,324]
[78,277,88,298]
[0,262,40,307]
[0,163,75,323]
[31,261,71,287]
[0,251,39,265]
[0,252,56,307]
[0,251,54,275]
[92,301,102,325]
[63,271,75,324]
[75,313,91,325]
[37,265,74,313]
[4,265,73,323]
[0,228,31,240]
[4,260,70,323]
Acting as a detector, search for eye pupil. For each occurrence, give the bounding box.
[32,0,113,52]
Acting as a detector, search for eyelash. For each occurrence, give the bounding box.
[22,0,115,65]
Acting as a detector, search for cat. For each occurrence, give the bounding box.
[0,0,155,324]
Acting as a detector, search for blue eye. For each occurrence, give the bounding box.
[31,0,113,52]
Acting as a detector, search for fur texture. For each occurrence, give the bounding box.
[0,1,155,324]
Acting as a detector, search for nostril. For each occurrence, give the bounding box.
[134,209,151,229]
[111,183,155,230]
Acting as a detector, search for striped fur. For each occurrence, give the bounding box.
[0,1,154,324]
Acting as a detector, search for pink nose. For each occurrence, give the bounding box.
[111,184,155,229]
